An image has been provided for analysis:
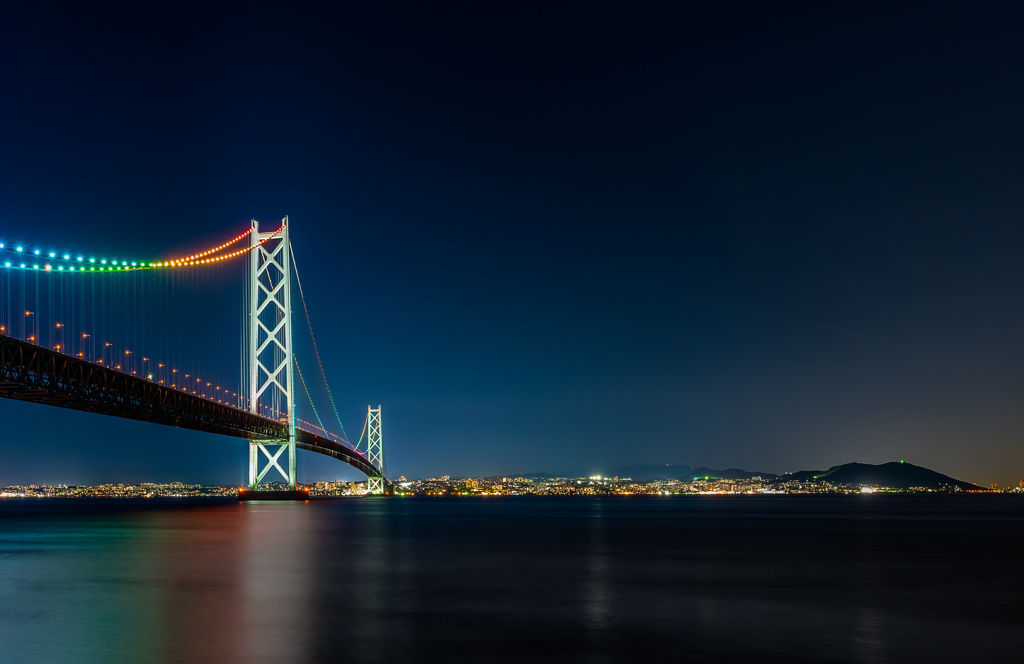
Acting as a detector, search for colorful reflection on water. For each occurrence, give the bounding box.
[1,495,1022,663]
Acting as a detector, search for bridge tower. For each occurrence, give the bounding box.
[367,405,384,495]
[247,216,297,490]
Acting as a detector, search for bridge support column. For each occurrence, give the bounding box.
[247,217,297,490]
[367,405,385,495]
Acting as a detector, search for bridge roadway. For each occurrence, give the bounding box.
[0,334,384,483]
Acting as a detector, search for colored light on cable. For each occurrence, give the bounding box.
[49,252,55,258]
[16,247,22,252]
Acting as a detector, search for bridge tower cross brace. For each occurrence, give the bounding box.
[247,216,297,490]
[367,405,384,495]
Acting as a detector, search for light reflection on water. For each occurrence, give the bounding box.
[0,495,1022,663]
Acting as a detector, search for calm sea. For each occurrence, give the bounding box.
[0,495,1021,663]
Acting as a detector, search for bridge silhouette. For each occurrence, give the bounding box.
[0,217,389,495]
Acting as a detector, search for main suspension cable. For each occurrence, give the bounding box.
[354,410,368,452]
[289,239,349,442]
[294,354,347,444]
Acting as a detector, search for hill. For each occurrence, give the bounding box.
[777,461,983,490]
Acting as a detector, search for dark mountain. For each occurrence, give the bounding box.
[776,461,984,490]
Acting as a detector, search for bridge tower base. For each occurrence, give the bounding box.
[238,488,310,501]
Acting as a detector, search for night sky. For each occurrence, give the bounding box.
[2,2,1023,486]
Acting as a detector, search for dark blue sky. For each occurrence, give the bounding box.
[2,2,1023,486]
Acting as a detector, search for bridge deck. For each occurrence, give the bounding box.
[0,334,383,482]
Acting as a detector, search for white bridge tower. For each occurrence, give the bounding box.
[367,405,384,495]
[247,216,297,490]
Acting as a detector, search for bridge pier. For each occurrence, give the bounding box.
[238,487,309,501]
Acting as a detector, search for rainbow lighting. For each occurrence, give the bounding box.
[0,225,282,274]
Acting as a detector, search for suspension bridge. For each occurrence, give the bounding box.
[0,217,390,497]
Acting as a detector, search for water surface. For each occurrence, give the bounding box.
[1,495,1021,662]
